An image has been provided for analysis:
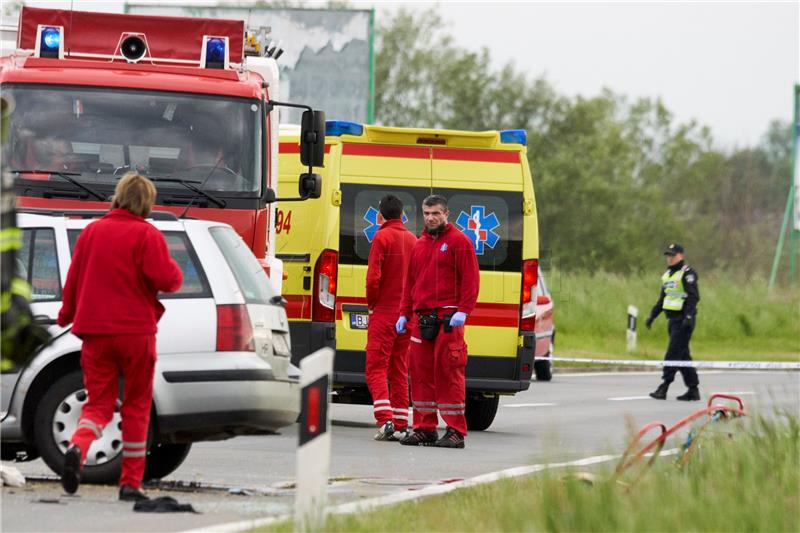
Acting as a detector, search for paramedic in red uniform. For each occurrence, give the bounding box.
[57,172,183,501]
[397,195,479,449]
[365,195,417,441]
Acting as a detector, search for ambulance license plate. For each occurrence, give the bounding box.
[350,313,369,329]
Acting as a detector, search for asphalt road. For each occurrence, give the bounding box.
[2,370,798,532]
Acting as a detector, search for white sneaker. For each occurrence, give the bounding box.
[374,421,396,441]
[392,427,412,442]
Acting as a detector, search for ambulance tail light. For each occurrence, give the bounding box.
[313,249,338,322]
[216,304,255,352]
[520,259,538,331]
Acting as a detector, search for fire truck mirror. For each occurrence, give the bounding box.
[299,173,322,200]
[300,110,326,168]
[264,187,277,204]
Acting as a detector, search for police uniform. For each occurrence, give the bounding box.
[646,243,701,401]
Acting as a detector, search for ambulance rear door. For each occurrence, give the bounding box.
[335,139,432,386]
[431,140,528,393]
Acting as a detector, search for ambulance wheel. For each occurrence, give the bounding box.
[144,442,192,481]
[534,359,552,381]
[465,395,499,431]
[33,370,123,484]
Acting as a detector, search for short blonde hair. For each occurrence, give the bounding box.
[112,172,157,217]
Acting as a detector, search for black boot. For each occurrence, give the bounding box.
[676,386,700,401]
[61,444,82,495]
[649,382,669,400]
[119,485,149,502]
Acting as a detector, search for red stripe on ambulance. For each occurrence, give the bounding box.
[432,148,519,164]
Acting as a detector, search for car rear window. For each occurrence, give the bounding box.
[209,226,275,304]
[67,229,211,299]
[18,228,61,302]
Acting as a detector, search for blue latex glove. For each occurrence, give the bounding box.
[396,316,408,334]
[449,312,467,327]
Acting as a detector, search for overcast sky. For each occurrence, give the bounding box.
[5,1,798,148]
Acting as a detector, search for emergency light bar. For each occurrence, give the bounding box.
[201,36,229,69]
[500,129,527,145]
[325,120,363,137]
[34,25,64,59]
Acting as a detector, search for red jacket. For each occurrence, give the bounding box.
[57,209,183,336]
[366,219,417,314]
[400,223,480,318]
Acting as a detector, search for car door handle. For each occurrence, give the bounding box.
[34,315,56,325]
[342,304,369,313]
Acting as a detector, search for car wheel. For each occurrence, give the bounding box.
[465,395,499,431]
[33,370,123,484]
[143,442,192,481]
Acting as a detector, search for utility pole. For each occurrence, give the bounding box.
[768,84,800,290]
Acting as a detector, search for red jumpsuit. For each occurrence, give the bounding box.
[365,218,417,429]
[58,208,183,489]
[400,223,479,436]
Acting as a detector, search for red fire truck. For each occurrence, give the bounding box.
[1,7,325,290]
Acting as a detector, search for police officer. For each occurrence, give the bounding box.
[646,243,701,401]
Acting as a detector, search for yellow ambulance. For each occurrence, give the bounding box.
[277,121,540,430]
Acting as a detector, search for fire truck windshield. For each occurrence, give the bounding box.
[2,85,263,198]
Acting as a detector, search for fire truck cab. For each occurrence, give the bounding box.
[1,7,325,293]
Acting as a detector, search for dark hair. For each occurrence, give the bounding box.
[379,194,404,220]
[422,194,448,210]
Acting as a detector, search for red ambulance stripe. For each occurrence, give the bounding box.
[342,144,429,159]
[334,296,519,328]
[278,143,332,154]
[432,148,519,164]
[284,294,312,320]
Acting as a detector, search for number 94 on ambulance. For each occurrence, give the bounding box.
[277,122,539,431]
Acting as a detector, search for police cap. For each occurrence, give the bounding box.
[663,243,684,256]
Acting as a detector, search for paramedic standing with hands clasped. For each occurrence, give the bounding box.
[57,173,183,501]
[365,195,417,441]
[396,195,480,449]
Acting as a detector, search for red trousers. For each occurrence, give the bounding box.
[409,320,468,436]
[365,311,410,429]
[70,334,156,488]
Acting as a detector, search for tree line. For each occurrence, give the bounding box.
[374,8,793,279]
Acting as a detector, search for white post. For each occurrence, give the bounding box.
[627,305,638,353]
[295,347,334,532]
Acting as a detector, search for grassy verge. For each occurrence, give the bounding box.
[261,414,799,532]
[545,270,799,361]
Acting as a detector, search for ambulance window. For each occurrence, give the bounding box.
[436,190,523,272]
[340,185,426,265]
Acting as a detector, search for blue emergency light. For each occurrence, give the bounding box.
[500,129,527,146]
[201,36,228,69]
[36,25,63,59]
[325,120,363,137]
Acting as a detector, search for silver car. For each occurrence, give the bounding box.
[1,211,299,483]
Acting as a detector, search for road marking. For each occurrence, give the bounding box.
[183,449,678,532]
[608,396,652,401]
[502,403,557,408]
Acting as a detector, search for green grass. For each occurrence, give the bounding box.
[546,270,800,361]
[260,414,799,532]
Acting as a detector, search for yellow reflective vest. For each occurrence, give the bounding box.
[661,265,689,311]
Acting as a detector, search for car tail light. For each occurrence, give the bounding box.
[520,259,538,331]
[216,304,255,352]
[313,249,338,322]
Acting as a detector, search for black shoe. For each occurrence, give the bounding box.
[676,387,700,401]
[435,427,465,449]
[649,382,669,400]
[119,485,149,502]
[61,444,81,494]
[399,428,438,446]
